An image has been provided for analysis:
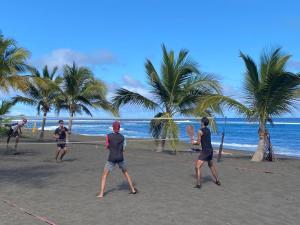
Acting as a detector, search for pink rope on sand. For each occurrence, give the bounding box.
[2,199,58,225]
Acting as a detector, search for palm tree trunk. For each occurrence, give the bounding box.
[39,112,47,140]
[156,132,166,152]
[251,123,266,162]
[68,112,74,134]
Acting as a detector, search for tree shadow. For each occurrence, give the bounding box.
[1,149,40,156]
[0,165,61,188]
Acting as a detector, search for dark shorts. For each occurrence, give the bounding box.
[57,140,67,149]
[9,129,19,137]
[198,150,213,161]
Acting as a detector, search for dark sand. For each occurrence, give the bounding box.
[0,131,299,225]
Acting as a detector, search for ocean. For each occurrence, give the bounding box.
[18,117,300,157]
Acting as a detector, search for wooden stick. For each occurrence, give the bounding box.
[235,167,273,174]
[217,131,225,162]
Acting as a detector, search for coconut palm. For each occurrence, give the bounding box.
[57,62,116,132]
[0,101,14,136]
[12,66,62,139]
[30,65,61,81]
[0,101,13,116]
[0,33,30,92]
[113,44,228,152]
[295,87,300,98]
[240,48,300,162]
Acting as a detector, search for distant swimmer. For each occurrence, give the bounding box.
[97,121,137,198]
[6,118,28,150]
[53,120,70,162]
[190,117,221,189]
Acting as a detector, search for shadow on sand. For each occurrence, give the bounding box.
[0,165,61,188]
[104,181,136,196]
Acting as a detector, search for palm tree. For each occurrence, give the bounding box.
[240,48,300,162]
[0,101,13,116]
[0,32,30,92]
[113,44,226,152]
[12,66,62,139]
[0,101,14,136]
[295,87,300,99]
[30,65,61,81]
[57,62,116,132]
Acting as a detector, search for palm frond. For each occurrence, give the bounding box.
[240,51,260,103]
[93,99,119,117]
[185,73,222,94]
[0,101,14,115]
[195,94,251,117]
[12,96,37,106]
[150,112,165,139]
[145,59,170,103]
[113,88,159,110]
[0,33,30,92]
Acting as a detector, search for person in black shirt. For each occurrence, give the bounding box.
[53,120,69,162]
[97,121,137,198]
[191,117,221,188]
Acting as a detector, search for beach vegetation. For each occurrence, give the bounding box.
[240,48,300,161]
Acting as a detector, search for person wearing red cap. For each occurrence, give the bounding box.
[97,121,137,198]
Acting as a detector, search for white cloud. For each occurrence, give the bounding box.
[32,48,117,69]
[222,84,245,103]
[289,60,300,70]
[122,74,143,88]
[106,75,152,100]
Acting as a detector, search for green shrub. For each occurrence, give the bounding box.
[0,126,9,136]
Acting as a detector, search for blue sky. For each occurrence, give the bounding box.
[1,0,300,118]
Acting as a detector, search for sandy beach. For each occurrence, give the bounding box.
[0,131,299,225]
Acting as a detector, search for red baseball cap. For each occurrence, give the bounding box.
[112,121,120,132]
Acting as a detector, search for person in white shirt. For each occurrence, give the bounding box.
[6,118,28,149]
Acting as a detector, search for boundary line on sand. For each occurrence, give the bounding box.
[1,199,58,225]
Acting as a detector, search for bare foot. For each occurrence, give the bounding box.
[129,188,138,194]
[97,193,104,198]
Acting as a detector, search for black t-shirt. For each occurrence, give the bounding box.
[107,132,125,163]
[55,127,68,140]
[200,127,213,152]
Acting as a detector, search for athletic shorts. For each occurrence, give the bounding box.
[104,161,127,172]
[9,128,19,137]
[57,140,67,149]
[198,150,213,161]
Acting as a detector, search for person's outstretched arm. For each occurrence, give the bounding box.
[192,130,202,145]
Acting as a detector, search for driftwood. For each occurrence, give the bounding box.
[235,167,273,174]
